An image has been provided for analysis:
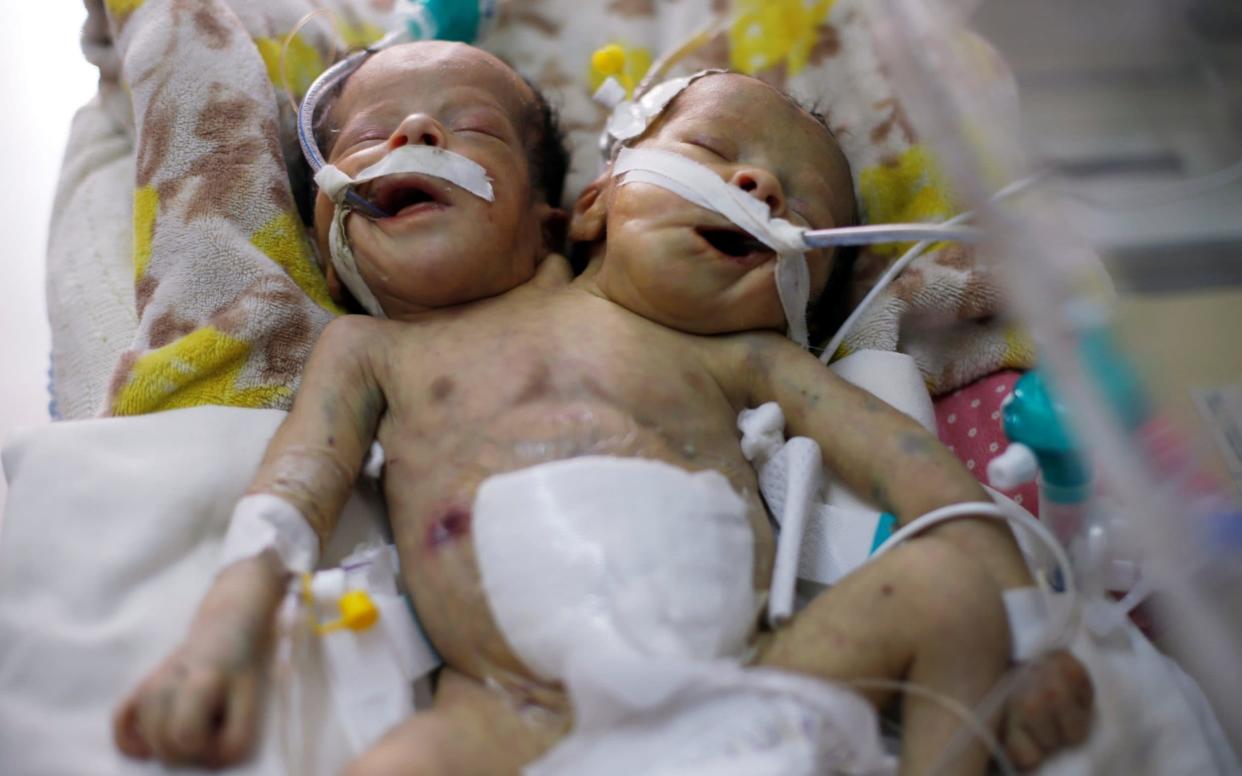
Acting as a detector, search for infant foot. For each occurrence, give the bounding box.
[1001,649,1094,771]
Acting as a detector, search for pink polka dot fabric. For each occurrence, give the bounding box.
[934,370,1039,515]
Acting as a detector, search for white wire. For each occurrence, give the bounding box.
[803,223,980,247]
[865,500,1089,773]
[846,677,1019,776]
[1062,157,1242,211]
[818,173,1044,364]
[870,501,1077,598]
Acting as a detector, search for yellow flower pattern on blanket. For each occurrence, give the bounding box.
[255,34,326,100]
[729,0,836,76]
[251,212,343,315]
[105,0,145,19]
[857,145,955,256]
[132,185,158,281]
[335,18,386,50]
[96,0,377,417]
[111,328,292,416]
[589,43,653,98]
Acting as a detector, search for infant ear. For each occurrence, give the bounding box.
[539,204,569,253]
[568,172,611,243]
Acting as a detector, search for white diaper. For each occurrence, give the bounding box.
[473,456,758,682]
[528,655,895,776]
[471,456,892,776]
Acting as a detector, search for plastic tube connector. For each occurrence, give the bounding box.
[987,443,1039,490]
[318,590,380,634]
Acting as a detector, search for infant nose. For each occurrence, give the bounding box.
[390,113,447,149]
[730,168,786,216]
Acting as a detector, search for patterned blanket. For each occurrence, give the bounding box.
[89,0,1031,417]
[91,0,392,415]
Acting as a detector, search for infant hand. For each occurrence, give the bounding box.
[1001,649,1094,771]
[113,554,285,767]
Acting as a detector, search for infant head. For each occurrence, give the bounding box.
[572,73,857,339]
[312,41,568,317]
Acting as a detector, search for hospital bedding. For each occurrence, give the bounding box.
[12,0,1236,771]
[0,408,376,776]
[2,388,1237,774]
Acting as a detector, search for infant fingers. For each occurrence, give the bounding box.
[211,672,260,766]
[164,669,230,763]
[111,691,153,759]
[1003,724,1046,772]
[136,675,179,763]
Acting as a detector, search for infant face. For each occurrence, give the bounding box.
[313,41,558,317]
[575,74,856,336]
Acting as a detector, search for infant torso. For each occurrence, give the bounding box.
[368,282,773,699]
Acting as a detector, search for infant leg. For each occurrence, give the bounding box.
[757,535,1010,776]
[344,668,570,776]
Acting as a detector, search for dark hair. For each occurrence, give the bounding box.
[294,68,569,223]
[793,96,862,346]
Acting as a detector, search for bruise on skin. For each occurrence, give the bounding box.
[870,481,894,514]
[580,375,617,404]
[430,375,456,402]
[514,363,553,404]
[683,370,707,392]
[426,507,472,551]
[898,431,934,455]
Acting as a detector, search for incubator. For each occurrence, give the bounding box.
[867,0,1242,752]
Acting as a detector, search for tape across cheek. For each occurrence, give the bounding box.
[314,146,498,319]
[612,147,812,345]
[314,145,496,204]
[471,456,758,682]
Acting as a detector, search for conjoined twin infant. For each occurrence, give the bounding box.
[113,41,1093,774]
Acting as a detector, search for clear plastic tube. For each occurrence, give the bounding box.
[866,0,1242,742]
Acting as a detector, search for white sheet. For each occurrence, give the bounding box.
[1,406,1237,775]
[0,406,385,775]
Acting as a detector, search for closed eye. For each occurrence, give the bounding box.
[457,127,505,140]
[680,134,735,160]
[684,139,729,160]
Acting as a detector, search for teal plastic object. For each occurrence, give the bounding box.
[1003,326,1151,503]
[403,0,495,42]
[1002,371,1091,501]
[1079,326,1150,430]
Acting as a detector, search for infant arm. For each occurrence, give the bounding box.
[247,314,388,545]
[725,334,1031,589]
[112,316,388,767]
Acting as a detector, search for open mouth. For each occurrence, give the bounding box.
[365,176,448,218]
[695,227,776,266]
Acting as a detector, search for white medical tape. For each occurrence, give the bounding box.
[314,146,497,319]
[219,493,319,574]
[1004,587,1053,662]
[473,456,756,682]
[314,145,495,203]
[328,203,387,318]
[612,147,812,345]
[600,69,726,146]
[312,545,441,751]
